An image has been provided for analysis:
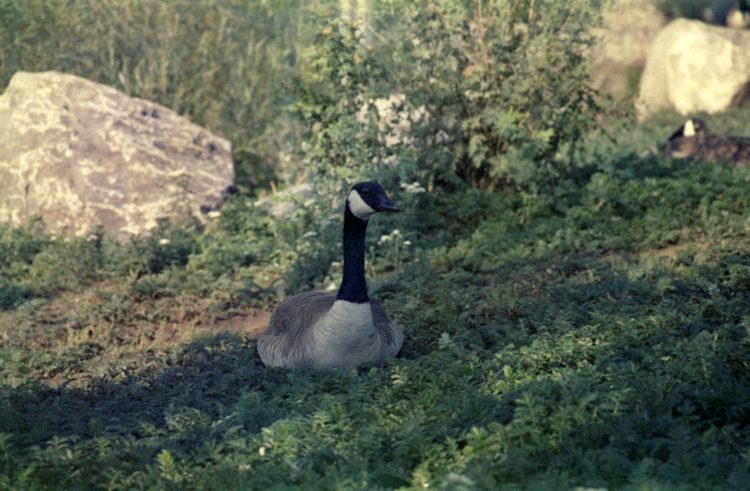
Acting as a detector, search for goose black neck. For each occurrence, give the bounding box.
[337,205,369,303]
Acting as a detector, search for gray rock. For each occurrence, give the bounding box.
[0,71,234,237]
[590,0,667,98]
[637,19,750,120]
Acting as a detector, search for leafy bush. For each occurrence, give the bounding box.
[0,220,50,280]
[0,221,107,301]
[26,230,107,292]
[0,280,32,311]
[297,0,604,194]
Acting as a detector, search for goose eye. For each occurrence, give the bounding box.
[361,189,369,195]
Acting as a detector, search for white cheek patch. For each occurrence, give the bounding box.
[683,119,696,138]
[348,189,376,220]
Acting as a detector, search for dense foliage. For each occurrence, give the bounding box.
[2,0,750,489]
[297,0,602,194]
[2,149,750,489]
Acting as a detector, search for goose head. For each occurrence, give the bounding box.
[669,118,706,141]
[346,181,401,220]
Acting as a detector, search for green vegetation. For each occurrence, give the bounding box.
[2,1,750,489]
[298,0,602,193]
[660,0,713,20]
[3,147,750,490]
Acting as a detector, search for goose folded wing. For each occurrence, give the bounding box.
[266,291,335,334]
[370,298,403,348]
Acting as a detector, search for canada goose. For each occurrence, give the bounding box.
[704,0,750,27]
[257,181,404,371]
[667,118,750,166]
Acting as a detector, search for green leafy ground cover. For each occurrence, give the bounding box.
[2,142,750,489]
[2,1,750,489]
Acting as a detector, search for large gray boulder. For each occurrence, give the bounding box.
[0,71,234,237]
[637,19,750,120]
[590,0,667,98]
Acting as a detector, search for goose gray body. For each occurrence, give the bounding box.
[257,291,403,371]
[257,181,404,371]
[667,118,750,166]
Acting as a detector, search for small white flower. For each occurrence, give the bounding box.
[382,155,398,166]
[379,229,402,245]
[159,238,171,246]
[258,447,266,457]
[207,210,221,219]
[373,98,392,116]
[396,117,411,134]
[412,105,428,122]
[355,102,370,124]
[325,282,337,292]
[403,240,412,247]
[383,133,401,148]
[435,130,450,143]
[402,181,426,194]
[389,93,406,106]
[438,332,453,349]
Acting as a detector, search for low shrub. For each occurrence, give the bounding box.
[297,0,604,195]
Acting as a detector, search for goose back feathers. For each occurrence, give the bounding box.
[257,182,404,371]
[667,118,750,165]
